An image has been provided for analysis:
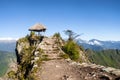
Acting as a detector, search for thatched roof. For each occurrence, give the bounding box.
[29,23,46,32]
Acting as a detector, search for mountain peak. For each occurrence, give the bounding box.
[77,39,120,50]
[88,39,102,45]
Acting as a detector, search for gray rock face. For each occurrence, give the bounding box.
[16,41,30,54]
[15,38,30,64]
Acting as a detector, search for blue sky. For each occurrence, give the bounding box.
[0,0,120,41]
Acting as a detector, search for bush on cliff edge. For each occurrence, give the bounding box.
[62,41,80,61]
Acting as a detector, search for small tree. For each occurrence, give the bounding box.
[64,30,83,41]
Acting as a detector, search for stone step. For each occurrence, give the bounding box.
[45,54,61,59]
[44,51,60,54]
[41,47,59,51]
[43,48,59,52]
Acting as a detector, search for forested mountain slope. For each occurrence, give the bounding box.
[86,49,120,69]
[0,51,16,77]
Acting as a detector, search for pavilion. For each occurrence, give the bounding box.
[29,23,46,36]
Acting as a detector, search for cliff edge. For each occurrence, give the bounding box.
[7,34,120,80]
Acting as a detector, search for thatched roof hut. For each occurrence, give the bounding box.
[29,23,46,32]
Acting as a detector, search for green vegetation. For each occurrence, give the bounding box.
[53,32,61,38]
[59,53,69,59]
[29,31,41,41]
[18,36,29,43]
[17,46,36,80]
[53,32,64,46]
[41,55,51,61]
[16,34,45,80]
[0,51,16,77]
[64,30,82,41]
[62,30,86,62]
[86,49,120,69]
[7,71,16,79]
[62,41,80,61]
[18,33,42,47]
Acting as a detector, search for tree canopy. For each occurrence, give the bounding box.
[64,30,83,41]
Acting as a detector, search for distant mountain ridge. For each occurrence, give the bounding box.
[0,39,17,78]
[77,39,120,50]
[0,40,16,52]
[0,50,16,77]
[0,38,120,52]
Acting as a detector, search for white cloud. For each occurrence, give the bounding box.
[0,37,18,41]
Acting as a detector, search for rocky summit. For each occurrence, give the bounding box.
[6,34,120,80]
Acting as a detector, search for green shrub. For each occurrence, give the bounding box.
[62,41,80,61]
[37,48,44,53]
[18,35,30,43]
[41,55,51,61]
[7,71,16,79]
[59,54,69,59]
[53,32,61,38]
[53,32,64,46]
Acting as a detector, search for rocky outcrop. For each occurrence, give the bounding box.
[75,62,120,79]
[16,37,30,64]
[9,35,120,80]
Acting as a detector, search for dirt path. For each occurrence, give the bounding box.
[39,59,81,80]
[38,59,119,80]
